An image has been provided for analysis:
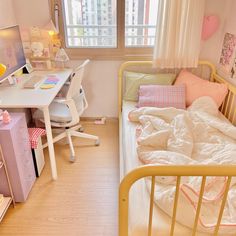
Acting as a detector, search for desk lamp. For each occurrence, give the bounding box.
[0,63,6,77]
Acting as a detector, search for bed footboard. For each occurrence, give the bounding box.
[119,165,236,236]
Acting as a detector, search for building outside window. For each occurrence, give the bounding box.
[62,0,158,49]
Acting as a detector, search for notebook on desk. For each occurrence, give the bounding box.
[23,75,44,89]
[40,75,59,89]
[23,74,59,89]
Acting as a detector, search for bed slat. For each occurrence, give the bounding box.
[192,176,206,236]
[220,98,226,113]
[225,92,231,118]
[214,176,232,235]
[170,176,181,236]
[148,176,156,236]
[233,106,236,124]
[229,95,235,122]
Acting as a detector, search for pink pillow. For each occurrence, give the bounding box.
[174,70,228,107]
[137,84,186,109]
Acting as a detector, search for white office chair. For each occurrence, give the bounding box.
[34,59,100,162]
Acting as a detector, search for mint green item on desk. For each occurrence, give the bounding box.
[123,71,176,101]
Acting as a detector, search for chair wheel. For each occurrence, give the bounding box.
[70,155,76,162]
[95,139,100,146]
[79,127,84,132]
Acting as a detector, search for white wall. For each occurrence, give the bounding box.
[69,60,122,117]
[12,0,50,27]
[200,0,233,64]
[225,0,236,35]
[0,0,16,28]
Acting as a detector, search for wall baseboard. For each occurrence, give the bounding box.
[80,117,118,123]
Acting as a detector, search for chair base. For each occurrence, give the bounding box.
[43,124,100,161]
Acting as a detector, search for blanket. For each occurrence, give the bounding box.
[128,96,236,234]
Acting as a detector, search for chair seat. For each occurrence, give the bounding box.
[33,102,72,123]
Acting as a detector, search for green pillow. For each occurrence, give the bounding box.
[123,71,176,101]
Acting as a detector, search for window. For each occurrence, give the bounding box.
[62,0,117,48]
[53,0,158,59]
[125,0,158,47]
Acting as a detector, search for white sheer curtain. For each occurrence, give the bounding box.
[153,0,205,68]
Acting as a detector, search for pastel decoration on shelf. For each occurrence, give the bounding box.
[52,38,61,53]
[2,111,11,124]
[55,48,70,68]
[30,26,41,38]
[201,15,220,40]
[31,42,44,57]
[43,48,50,58]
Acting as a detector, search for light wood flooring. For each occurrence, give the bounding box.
[0,120,119,236]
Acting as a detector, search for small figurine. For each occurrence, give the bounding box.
[2,110,11,124]
[31,42,44,57]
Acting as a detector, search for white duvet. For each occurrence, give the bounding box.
[128,96,236,234]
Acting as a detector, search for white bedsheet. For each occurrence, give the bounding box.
[121,100,210,236]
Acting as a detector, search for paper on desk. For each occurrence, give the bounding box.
[40,84,55,89]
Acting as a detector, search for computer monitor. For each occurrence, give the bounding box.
[0,25,26,83]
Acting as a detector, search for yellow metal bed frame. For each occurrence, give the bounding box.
[118,61,236,236]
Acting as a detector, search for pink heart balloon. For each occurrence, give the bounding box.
[201,15,220,40]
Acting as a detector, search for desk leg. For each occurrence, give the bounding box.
[43,107,58,180]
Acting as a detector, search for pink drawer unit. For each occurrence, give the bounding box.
[0,113,36,202]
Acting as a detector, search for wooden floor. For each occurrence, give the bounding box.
[0,120,119,236]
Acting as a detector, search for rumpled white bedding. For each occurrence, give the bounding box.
[128,96,236,234]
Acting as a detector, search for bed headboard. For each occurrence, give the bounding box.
[118,60,236,125]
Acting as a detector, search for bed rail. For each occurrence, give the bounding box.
[119,165,236,236]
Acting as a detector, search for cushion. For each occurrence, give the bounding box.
[123,71,176,101]
[174,70,228,107]
[137,84,186,109]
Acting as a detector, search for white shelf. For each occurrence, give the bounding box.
[0,161,3,169]
[0,145,15,222]
[0,197,12,221]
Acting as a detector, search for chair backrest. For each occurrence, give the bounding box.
[66,59,90,100]
[61,59,90,125]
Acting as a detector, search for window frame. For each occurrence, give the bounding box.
[50,0,154,60]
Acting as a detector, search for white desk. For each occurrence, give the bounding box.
[0,69,73,180]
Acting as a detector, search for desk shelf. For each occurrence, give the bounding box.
[0,197,12,221]
[0,146,15,223]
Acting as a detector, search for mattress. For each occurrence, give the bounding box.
[120,100,210,236]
